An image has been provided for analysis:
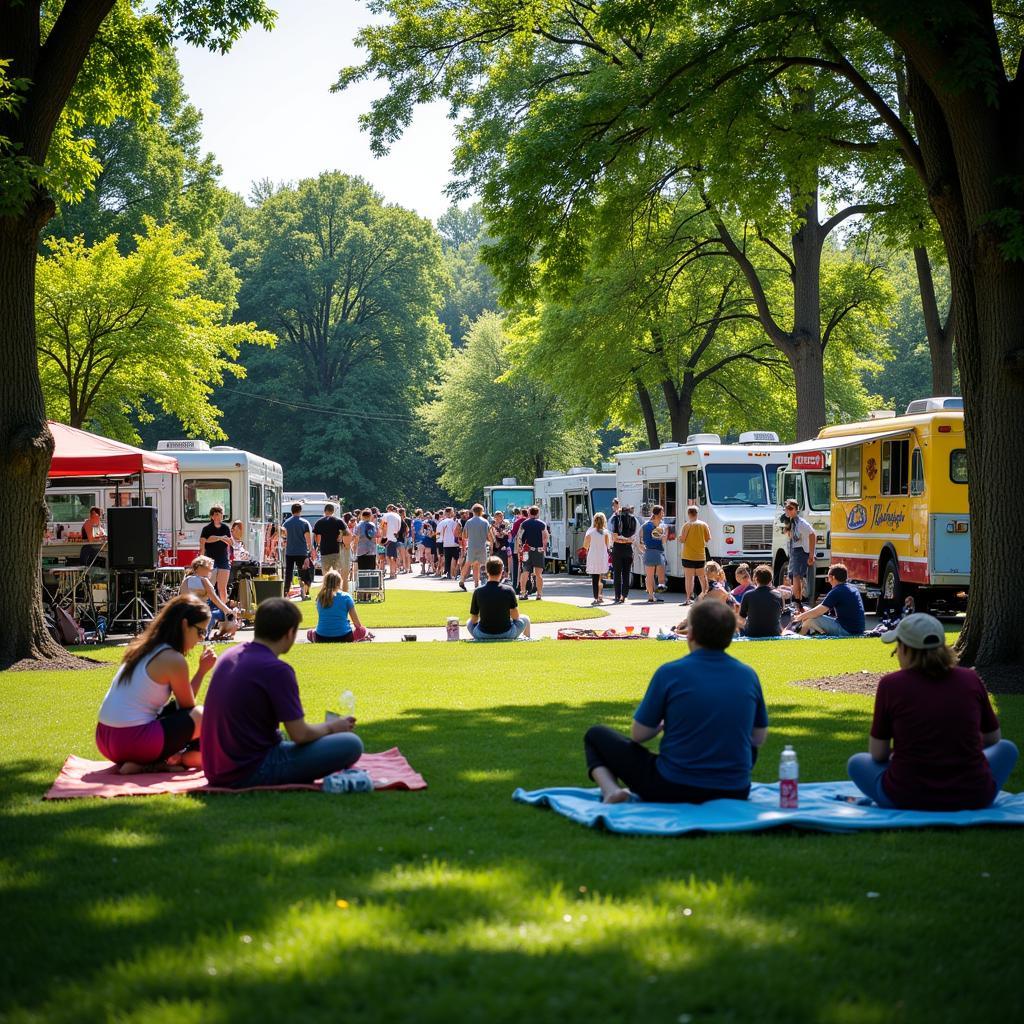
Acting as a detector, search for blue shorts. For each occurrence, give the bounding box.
[788,547,810,580]
[385,541,399,558]
[643,549,666,568]
[211,552,231,571]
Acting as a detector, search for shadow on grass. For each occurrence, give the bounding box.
[2,699,1021,1022]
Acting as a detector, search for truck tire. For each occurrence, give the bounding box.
[880,558,902,614]
[774,555,789,588]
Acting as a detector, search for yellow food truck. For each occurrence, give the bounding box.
[784,398,969,611]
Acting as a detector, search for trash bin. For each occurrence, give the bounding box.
[253,578,284,605]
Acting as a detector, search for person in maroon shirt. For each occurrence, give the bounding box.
[848,614,1018,809]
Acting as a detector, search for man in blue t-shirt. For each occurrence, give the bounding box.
[515,505,549,599]
[792,563,865,637]
[283,503,313,600]
[584,601,769,803]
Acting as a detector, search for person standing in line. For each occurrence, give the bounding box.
[516,505,549,600]
[459,503,493,591]
[641,505,668,604]
[847,614,1018,809]
[680,505,711,604]
[353,509,379,574]
[782,498,816,608]
[609,503,638,605]
[420,513,436,575]
[282,502,314,601]
[412,509,425,572]
[491,510,511,577]
[583,512,613,605]
[380,503,402,579]
[509,507,527,590]
[312,502,346,577]
[199,503,233,604]
[437,507,460,579]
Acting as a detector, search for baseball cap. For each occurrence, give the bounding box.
[881,613,946,650]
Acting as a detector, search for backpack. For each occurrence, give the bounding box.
[616,511,636,537]
[363,521,376,540]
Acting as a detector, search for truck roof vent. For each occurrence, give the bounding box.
[542,470,561,478]
[566,466,595,475]
[904,396,963,415]
[685,433,721,445]
[867,410,897,420]
[500,477,518,486]
[156,439,210,451]
[738,430,780,444]
[660,442,682,449]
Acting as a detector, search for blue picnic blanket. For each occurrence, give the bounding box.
[512,782,1024,835]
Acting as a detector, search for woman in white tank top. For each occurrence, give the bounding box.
[179,556,239,639]
[95,595,217,773]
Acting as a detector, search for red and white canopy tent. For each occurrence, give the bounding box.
[47,422,178,500]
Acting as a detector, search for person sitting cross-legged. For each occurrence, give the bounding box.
[201,598,364,787]
[583,601,768,804]
[466,556,531,640]
[791,563,865,637]
[847,613,1018,810]
[306,569,372,643]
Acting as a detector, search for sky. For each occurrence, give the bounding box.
[175,0,461,222]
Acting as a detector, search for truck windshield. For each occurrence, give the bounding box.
[704,465,770,506]
[806,472,831,511]
[766,464,786,504]
[592,488,616,519]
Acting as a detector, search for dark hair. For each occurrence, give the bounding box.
[687,505,698,516]
[89,506,102,516]
[472,503,484,515]
[120,594,210,678]
[829,563,849,583]
[291,502,303,515]
[686,600,736,650]
[529,505,540,516]
[485,555,504,577]
[753,564,773,586]
[651,504,664,516]
[324,503,335,515]
[254,598,302,642]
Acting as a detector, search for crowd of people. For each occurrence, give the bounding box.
[93,494,1016,810]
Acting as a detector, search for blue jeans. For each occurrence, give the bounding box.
[466,615,529,641]
[848,740,1019,807]
[240,733,364,787]
[807,615,850,637]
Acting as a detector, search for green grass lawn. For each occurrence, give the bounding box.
[3,637,1022,1023]
[297,585,606,628]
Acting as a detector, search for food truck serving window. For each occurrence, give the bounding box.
[950,449,968,483]
[250,484,262,519]
[881,439,910,496]
[550,496,564,522]
[184,479,232,523]
[47,491,99,523]
[835,446,861,499]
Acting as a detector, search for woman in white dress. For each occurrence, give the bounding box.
[583,512,613,605]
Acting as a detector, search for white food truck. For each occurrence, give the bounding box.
[615,432,788,585]
[772,450,833,597]
[533,468,616,572]
[483,479,535,518]
[146,440,284,569]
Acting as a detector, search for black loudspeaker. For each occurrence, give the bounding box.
[107,506,158,569]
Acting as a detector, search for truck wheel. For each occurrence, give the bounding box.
[774,557,789,588]
[880,559,902,614]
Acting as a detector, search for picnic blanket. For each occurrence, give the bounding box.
[512,782,1024,835]
[44,748,426,799]
[557,628,647,640]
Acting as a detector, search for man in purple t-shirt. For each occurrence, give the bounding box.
[201,599,363,787]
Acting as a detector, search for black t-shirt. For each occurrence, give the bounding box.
[313,515,345,556]
[519,518,546,549]
[200,521,232,560]
[739,586,784,638]
[470,580,519,635]
[491,523,510,553]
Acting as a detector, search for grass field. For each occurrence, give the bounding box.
[3,631,1022,1023]
[297,586,606,628]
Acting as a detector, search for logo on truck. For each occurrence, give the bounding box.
[847,504,868,530]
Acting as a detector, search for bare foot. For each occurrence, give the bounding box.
[603,787,632,804]
[118,761,147,775]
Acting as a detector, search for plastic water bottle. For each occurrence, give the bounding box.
[339,690,356,716]
[446,616,460,641]
[779,745,799,809]
[322,768,373,794]
[97,616,107,642]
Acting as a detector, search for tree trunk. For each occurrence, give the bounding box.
[634,380,659,449]
[661,379,692,443]
[790,200,826,440]
[913,246,954,395]
[0,200,67,668]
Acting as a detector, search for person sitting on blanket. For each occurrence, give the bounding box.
[306,568,372,643]
[584,600,768,804]
[738,564,784,638]
[201,598,363,787]
[467,556,531,640]
[847,614,1019,810]
[790,563,865,637]
[96,594,215,774]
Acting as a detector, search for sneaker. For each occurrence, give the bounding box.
[656,584,667,593]
[458,580,467,591]
[646,597,656,604]
[306,629,316,643]
[322,768,373,794]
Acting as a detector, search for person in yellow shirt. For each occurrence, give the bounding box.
[680,505,711,605]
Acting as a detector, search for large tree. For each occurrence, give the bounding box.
[36,222,273,441]
[0,0,274,668]
[342,0,1023,683]
[422,311,598,499]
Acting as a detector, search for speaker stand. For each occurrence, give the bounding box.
[110,569,154,636]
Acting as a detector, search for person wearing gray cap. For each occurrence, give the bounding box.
[847,614,1018,809]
